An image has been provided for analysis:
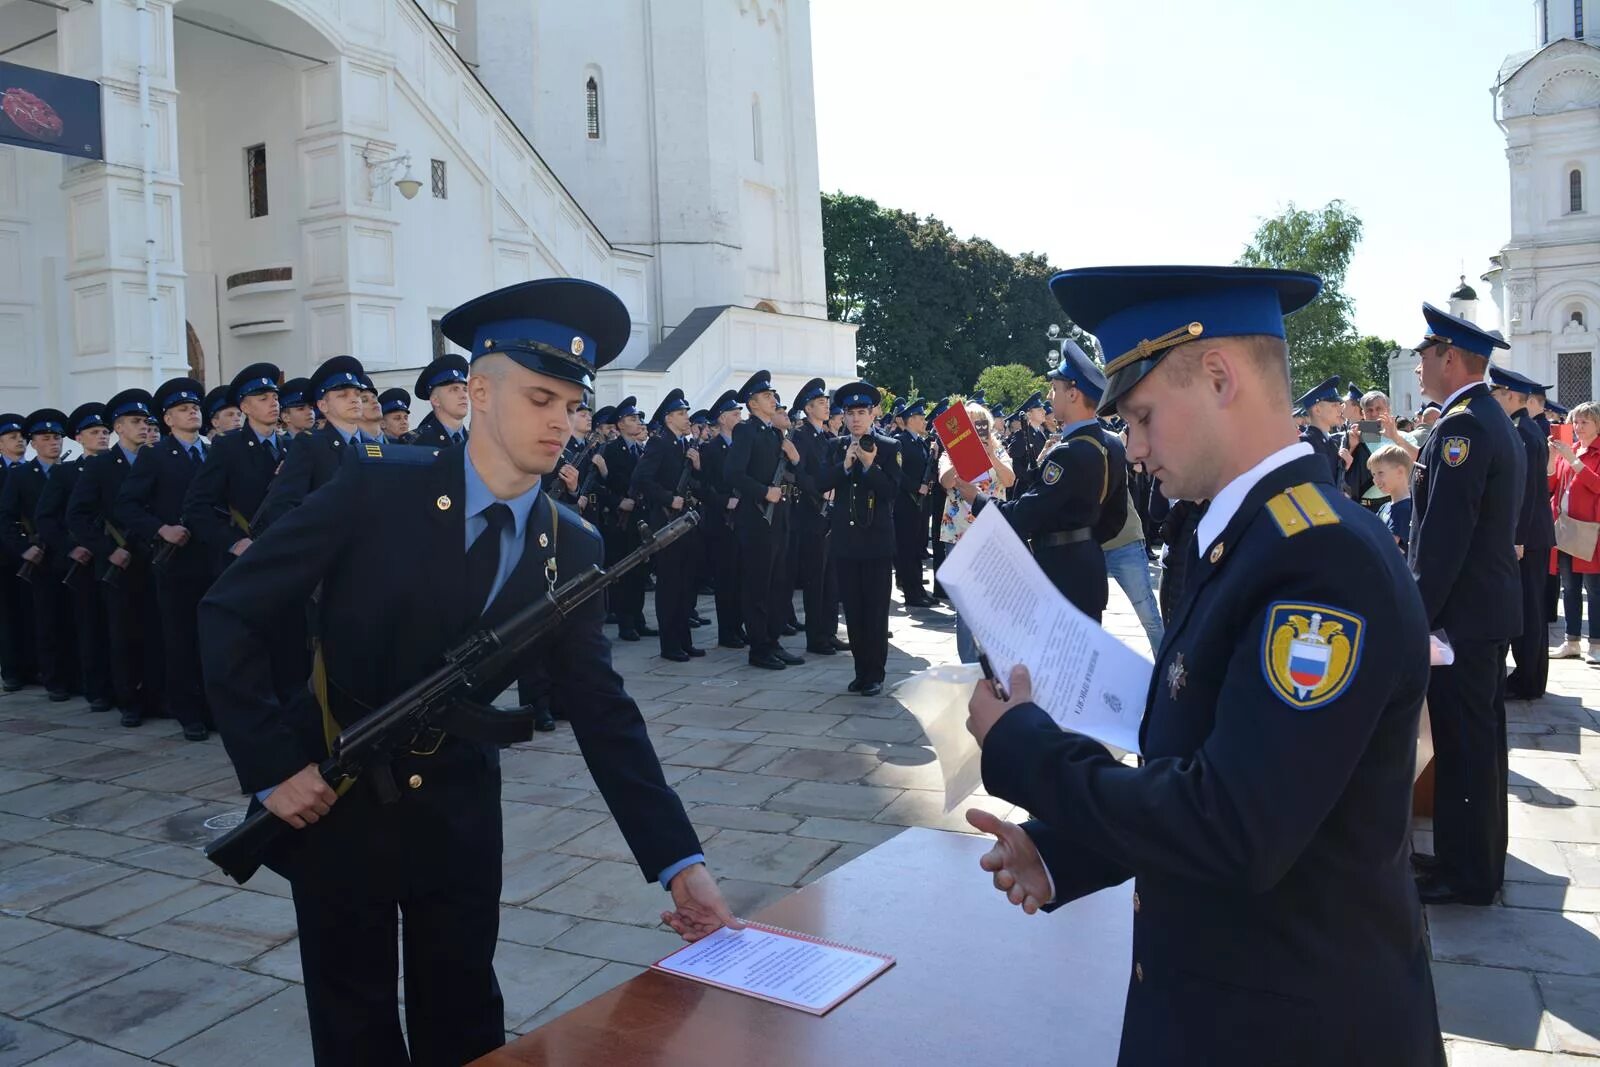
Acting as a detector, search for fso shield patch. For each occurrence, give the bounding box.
[1442,437,1470,467]
[1042,460,1063,486]
[1260,601,1364,710]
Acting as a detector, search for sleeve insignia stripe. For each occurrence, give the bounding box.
[364,443,384,458]
[1265,484,1340,538]
[1261,601,1365,710]
[1042,460,1063,485]
[1442,437,1470,467]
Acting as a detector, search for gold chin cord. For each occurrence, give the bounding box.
[1104,321,1205,377]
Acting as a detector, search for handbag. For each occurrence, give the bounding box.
[1556,484,1600,561]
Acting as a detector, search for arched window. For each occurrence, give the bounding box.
[751,96,764,163]
[1571,167,1584,213]
[585,76,600,140]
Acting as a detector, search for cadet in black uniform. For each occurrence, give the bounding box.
[68,390,161,727]
[378,388,412,443]
[967,265,1443,1066]
[279,378,315,439]
[1296,376,1345,483]
[39,404,113,709]
[699,390,746,648]
[815,382,900,694]
[201,278,734,1066]
[1409,304,1525,907]
[1007,392,1048,494]
[408,353,470,448]
[203,386,242,438]
[632,388,703,661]
[790,378,841,653]
[600,396,653,640]
[1490,366,1555,701]
[253,357,368,535]
[0,409,70,699]
[959,342,1127,622]
[0,413,31,690]
[724,371,804,670]
[891,399,935,608]
[182,364,284,576]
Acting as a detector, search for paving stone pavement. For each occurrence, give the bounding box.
[0,572,1596,1064]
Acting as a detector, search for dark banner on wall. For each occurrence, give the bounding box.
[0,62,103,161]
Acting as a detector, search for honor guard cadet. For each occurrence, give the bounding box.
[892,398,936,608]
[39,403,114,710]
[1489,366,1556,700]
[601,395,653,640]
[791,378,842,654]
[201,277,733,1066]
[409,352,471,447]
[965,266,1443,1066]
[632,388,704,661]
[724,370,805,670]
[181,363,284,577]
[279,378,315,439]
[378,388,412,443]
[203,386,242,438]
[252,356,368,536]
[1296,375,1345,483]
[68,389,162,728]
[356,375,384,442]
[1008,392,1049,493]
[814,382,900,694]
[1409,303,1526,906]
[115,377,212,740]
[699,389,747,648]
[958,342,1127,622]
[0,409,70,699]
[0,412,32,690]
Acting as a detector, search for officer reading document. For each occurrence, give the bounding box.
[962,266,1445,1066]
[201,278,735,1066]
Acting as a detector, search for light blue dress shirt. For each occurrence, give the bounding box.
[119,444,140,465]
[462,450,542,614]
[1056,417,1099,438]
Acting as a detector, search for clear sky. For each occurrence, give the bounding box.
[810,0,1535,346]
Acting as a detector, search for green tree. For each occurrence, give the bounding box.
[974,364,1047,411]
[1356,335,1400,393]
[1237,201,1368,395]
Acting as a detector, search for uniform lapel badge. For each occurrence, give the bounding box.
[1208,541,1225,564]
[537,532,549,548]
[1042,460,1063,486]
[435,495,451,511]
[1442,437,1470,467]
[1263,602,1365,710]
[1166,653,1187,700]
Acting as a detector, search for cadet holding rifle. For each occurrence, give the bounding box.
[200,279,734,1067]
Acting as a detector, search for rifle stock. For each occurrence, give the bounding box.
[204,510,701,883]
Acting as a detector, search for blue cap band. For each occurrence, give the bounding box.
[163,390,201,411]
[472,318,596,381]
[110,402,150,419]
[318,371,362,396]
[425,367,468,390]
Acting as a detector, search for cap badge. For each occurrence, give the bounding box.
[571,337,585,357]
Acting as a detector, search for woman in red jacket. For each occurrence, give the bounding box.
[1550,401,1600,662]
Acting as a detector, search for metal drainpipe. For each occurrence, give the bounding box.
[136,0,161,390]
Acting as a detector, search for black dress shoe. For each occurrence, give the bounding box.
[47,690,71,703]
[1,680,24,693]
[685,647,706,658]
[88,699,113,713]
[847,679,863,693]
[534,708,557,732]
[780,623,801,636]
[831,638,852,652]
[638,624,660,637]
[719,638,748,650]
[748,652,787,670]
[1414,875,1495,907]
[775,648,804,665]
[689,617,708,628]
[119,710,142,728]
[906,595,937,609]
[858,681,883,697]
[661,650,691,663]
[618,629,641,642]
[1410,851,1441,875]
[181,723,209,742]
[604,612,619,625]
[805,644,837,656]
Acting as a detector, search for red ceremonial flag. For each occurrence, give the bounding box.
[934,402,994,483]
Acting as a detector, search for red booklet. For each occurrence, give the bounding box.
[934,402,994,482]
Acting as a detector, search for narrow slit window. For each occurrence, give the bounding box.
[245,143,268,218]
[431,158,447,199]
[1578,0,1586,37]
[585,77,601,140]
[752,97,764,162]
[1572,168,1584,213]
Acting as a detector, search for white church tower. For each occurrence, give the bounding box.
[1488,0,1600,404]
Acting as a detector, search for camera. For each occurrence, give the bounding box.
[857,434,876,453]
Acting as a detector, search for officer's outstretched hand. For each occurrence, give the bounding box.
[662,863,744,943]
[967,809,1051,915]
[966,664,1031,746]
[264,764,338,830]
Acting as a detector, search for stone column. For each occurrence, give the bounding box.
[55,0,187,401]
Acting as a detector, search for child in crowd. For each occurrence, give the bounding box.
[1368,443,1413,554]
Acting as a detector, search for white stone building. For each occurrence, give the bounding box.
[0,0,854,417]
[1485,0,1600,404]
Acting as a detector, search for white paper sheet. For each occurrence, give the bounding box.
[652,923,892,1014]
[936,506,1151,755]
[892,664,987,811]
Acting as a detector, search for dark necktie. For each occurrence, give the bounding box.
[465,503,513,614]
[265,436,278,463]
[451,430,462,446]
[189,444,203,467]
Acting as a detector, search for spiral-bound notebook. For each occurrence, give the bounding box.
[651,921,895,1015]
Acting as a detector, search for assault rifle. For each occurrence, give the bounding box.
[204,510,701,883]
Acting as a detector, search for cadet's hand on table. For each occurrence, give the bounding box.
[662,863,743,942]
[967,664,1032,746]
[967,809,1052,915]
[264,764,338,830]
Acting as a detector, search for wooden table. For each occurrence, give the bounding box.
[474,827,1132,1066]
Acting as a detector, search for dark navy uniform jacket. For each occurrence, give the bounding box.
[0,459,51,559]
[981,454,1440,1066]
[35,457,87,573]
[1513,409,1554,552]
[1300,423,1343,483]
[252,426,358,537]
[892,428,931,503]
[814,433,900,559]
[630,432,697,530]
[600,437,643,522]
[791,421,832,521]
[115,437,209,579]
[1008,423,1048,493]
[696,436,735,526]
[182,427,284,571]
[1408,383,1524,642]
[723,418,787,521]
[67,448,136,578]
[407,412,466,450]
[199,444,702,889]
